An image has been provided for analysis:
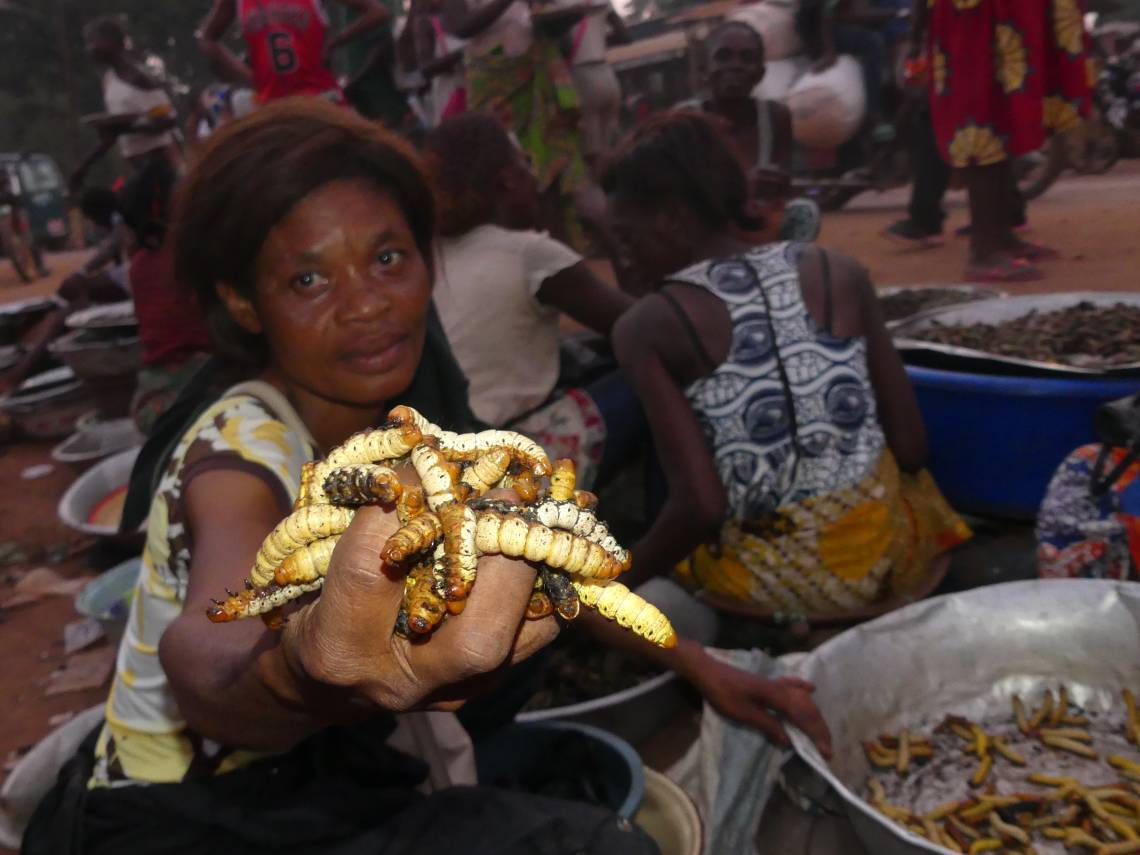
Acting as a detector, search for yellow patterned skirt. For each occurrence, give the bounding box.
[677,450,971,615]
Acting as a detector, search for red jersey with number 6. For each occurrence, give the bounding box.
[239,0,342,103]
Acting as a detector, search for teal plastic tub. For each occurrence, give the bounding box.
[74,557,139,644]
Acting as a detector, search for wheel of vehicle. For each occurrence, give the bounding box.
[0,219,36,283]
[1016,136,1066,201]
[1070,119,1120,175]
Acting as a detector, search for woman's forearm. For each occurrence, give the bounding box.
[159,610,366,752]
[626,497,719,588]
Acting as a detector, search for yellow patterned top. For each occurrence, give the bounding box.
[89,382,315,787]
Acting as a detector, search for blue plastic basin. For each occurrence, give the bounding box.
[906,366,1140,519]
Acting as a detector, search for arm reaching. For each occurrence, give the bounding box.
[160,474,558,752]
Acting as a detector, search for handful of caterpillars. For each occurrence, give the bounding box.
[205,405,677,648]
[864,687,1140,854]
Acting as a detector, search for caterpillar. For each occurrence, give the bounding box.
[250,505,356,587]
[570,578,677,648]
[459,448,512,496]
[381,512,443,563]
[300,423,421,505]
[207,412,676,648]
[321,464,403,507]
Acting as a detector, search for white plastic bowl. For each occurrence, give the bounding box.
[52,417,144,464]
[634,768,703,855]
[57,446,140,537]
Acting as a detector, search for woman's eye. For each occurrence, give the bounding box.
[375,249,404,268]
[290,271,327,290]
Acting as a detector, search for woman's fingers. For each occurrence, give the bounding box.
[308,507,404,654]
[411,553,542,685]
[776,676,816,692]
[509,613,560,666]
[740,705,791,748]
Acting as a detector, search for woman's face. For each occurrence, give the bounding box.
[606,193,696,287]
[237,179,431,409]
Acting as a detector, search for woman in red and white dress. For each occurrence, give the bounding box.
[197,0,388,105]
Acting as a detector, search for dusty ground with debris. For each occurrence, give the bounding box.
[0,164,1136,853]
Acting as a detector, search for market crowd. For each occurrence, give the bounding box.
[11,0,1113,853]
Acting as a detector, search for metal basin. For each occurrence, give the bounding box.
[787,579,1140,855]
[48,328,142,381]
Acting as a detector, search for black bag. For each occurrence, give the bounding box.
[1091,392,1140,496]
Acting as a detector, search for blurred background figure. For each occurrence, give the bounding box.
[81,15,183,176]
[196,0,388,106]
[563,1,631,170]
[412,0,468,126]
[679,22,821,242]
[442,0,592,249]
[912,0,1092,280]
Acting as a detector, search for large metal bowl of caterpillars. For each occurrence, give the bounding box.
[785,579,1140,855]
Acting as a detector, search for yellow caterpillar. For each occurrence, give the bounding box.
[460,448,512,496]
[400,558,448,635]
[381,512,443,563]
[473,508,624,580]
[390,405,551,477]
[208,411,676,649]
[276,535,341,586]
[411,442,464,511]
[396,485,426,525]
[549,458,577,502]
[299,423,421,505]
[250,505,356,587]
[570,578,676,648]
[528,500,631,570]
[438,502,478,600]
[207,579,324,623]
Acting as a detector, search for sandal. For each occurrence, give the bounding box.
[1012,241,1060,262]
[964,258,1044,283]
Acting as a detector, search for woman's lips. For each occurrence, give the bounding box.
[340,334,409,373]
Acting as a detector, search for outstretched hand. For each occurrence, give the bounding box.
[690,651,832,758]
[283,505,560,712]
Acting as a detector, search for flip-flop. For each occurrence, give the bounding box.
[964,258,1044,283]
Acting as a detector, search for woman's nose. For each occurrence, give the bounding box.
[335,266,391,322]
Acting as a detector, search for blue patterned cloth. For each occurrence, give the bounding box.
[668,242,885,519]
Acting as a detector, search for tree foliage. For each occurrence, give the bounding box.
[0,0,218,182]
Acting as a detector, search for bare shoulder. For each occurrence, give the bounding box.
[797,246,875,336]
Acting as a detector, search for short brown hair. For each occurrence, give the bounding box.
[172,98,436,367]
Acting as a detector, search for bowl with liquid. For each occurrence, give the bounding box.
[58,446,140,539]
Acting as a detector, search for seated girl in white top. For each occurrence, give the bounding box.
[426,113,640,489]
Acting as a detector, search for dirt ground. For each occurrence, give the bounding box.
[0,164,1137,853]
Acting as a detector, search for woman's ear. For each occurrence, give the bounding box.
[216,282,262,334]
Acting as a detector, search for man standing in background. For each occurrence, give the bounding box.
[196,0,388,106]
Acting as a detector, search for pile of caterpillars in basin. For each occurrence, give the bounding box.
[205,405,677,648]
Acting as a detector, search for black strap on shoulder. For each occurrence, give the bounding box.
[658,286,717,373]
[818,247,834,335]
